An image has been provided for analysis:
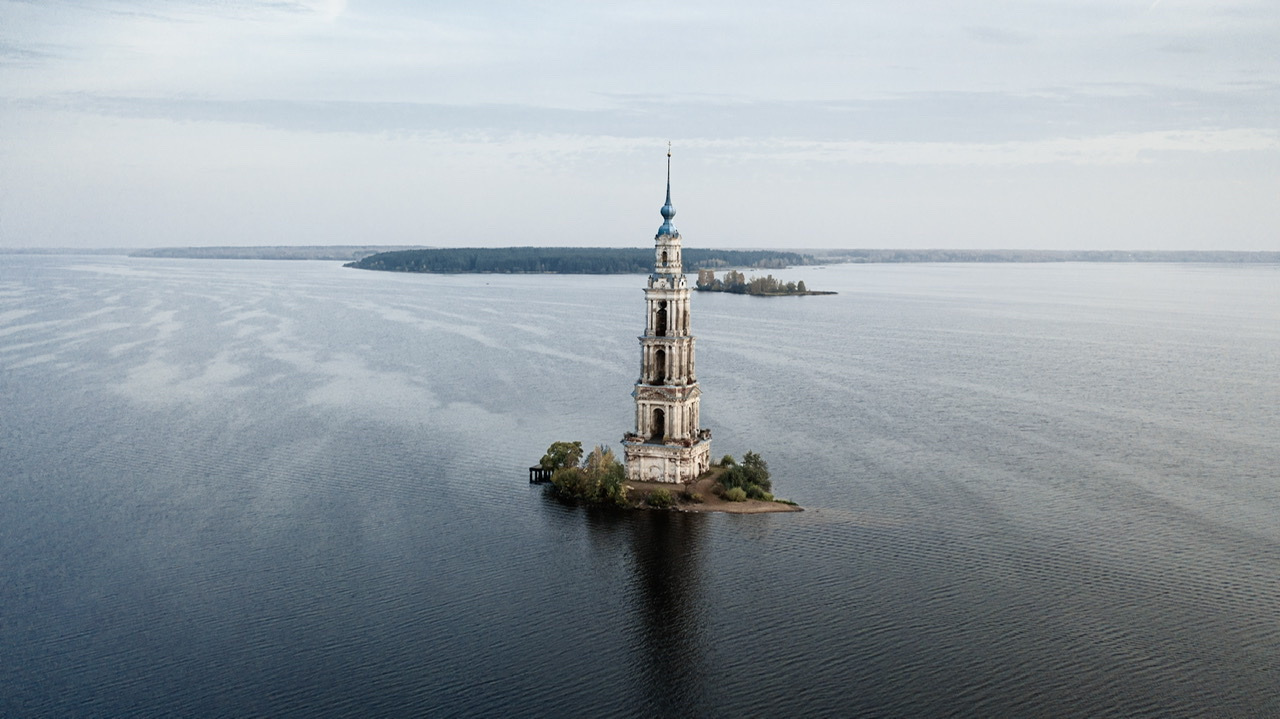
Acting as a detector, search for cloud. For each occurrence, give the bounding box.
[1157,39,1206,55]
[0,43,56,65]
[2,0,1278,250]
[307,0,346,22]
[715,129,1280,167]
[32,83,1280,146]
[965,26,1034,46]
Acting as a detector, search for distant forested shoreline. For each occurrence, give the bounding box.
[345,247,814,273]
[345,247,1280,275]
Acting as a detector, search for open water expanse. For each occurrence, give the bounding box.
[1,255,1278,717]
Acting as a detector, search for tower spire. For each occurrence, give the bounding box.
[666,141,672,205]
[658,142,678,237]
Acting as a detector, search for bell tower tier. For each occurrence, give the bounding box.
[623,147,712,484]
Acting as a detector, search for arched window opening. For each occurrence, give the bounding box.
[654,349,667,384]
[656,301,668,337]
[661,250,668,265]
[651,408,665,441]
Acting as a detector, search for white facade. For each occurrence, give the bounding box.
[622,154,712,483]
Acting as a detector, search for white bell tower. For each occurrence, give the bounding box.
[622,146,712,483]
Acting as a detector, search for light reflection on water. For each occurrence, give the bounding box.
[1,256,1278,717]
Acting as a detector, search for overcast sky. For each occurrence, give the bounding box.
[1,0,1277,250]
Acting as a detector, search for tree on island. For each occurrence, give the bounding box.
[545,443,629,507]
[695,270,829,296]
[539,441,583,470]
[717,451,773,501]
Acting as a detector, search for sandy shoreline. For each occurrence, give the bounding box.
[626,475,803,514]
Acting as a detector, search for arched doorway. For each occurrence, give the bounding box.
[651,408,665,441]
[654,348,666,384]
[656,301,668,336]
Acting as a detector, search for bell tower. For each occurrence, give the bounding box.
[623,146,712,483]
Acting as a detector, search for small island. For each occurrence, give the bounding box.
[533,441,801,514]
[527,154,802,514]
[695,269,835,296]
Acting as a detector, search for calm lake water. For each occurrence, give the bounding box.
[2,256,1278,717]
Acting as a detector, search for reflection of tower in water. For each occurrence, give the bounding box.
[627,511,710,716]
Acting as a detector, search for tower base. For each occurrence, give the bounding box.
[622,437,712,484]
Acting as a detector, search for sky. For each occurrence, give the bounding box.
[0,0,1277,250]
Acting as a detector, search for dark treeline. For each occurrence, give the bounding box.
[346,247,813,274]
[816,249,1280,264]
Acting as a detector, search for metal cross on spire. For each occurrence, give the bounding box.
[665,141,672,206]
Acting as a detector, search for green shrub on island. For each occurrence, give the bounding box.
[546,443,628,507]
[715,450,787,503]
[720,451,772,494]
[646,488,675,508]
[551,466,588,494]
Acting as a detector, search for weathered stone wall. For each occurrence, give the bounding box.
[623,440,711,484]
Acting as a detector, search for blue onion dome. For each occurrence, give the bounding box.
[658,198,678,236]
